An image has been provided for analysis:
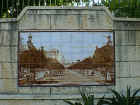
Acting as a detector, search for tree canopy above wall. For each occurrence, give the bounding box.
[0,0,140,18]
[101,0,140,18]
[0,0,90,18]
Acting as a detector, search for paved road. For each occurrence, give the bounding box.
[43,69,104,85]
[61,69,97,83]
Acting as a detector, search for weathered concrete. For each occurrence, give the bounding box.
[0,6,140,105]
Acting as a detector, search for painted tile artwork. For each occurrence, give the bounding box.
[18,32,115,86]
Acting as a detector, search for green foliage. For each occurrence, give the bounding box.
[97,86,140,105]
[1,0,140,18]
[0,0,89,18]
[64,91,94,105]
[101,0,140,18]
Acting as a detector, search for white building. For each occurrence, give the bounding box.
[44,49,65,64]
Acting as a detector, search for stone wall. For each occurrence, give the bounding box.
[0,6,140,105]
[114,20,140,90]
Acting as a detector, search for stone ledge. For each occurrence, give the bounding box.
[0,18,16,23]
[17,6,112,22]
[0,93,112,100]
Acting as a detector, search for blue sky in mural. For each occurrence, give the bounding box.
[20,32,113,62]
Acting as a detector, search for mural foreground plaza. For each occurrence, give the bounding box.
[18,32,115,86]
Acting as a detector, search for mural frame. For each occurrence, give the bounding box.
[17,30,116,87]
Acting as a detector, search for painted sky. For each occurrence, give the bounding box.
[20,32,113,62]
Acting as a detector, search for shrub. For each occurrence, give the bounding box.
[64,91,94,105]
[97,86,140,105]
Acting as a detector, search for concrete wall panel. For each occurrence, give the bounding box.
[0,47,17,62]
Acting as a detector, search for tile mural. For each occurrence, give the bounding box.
[18,32,115,86]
